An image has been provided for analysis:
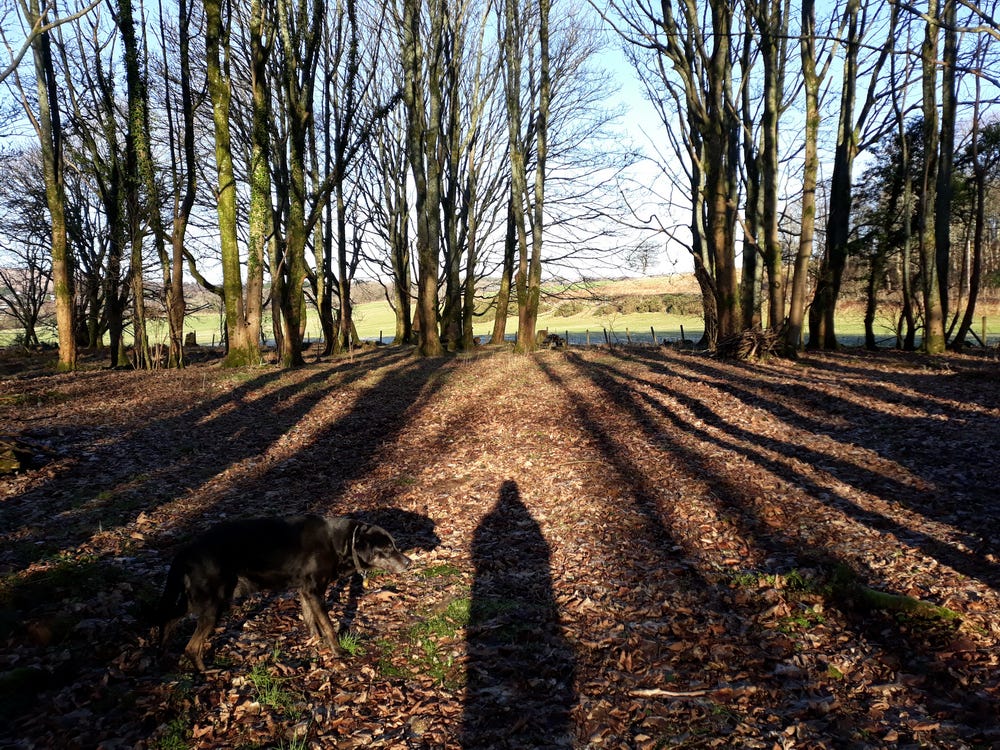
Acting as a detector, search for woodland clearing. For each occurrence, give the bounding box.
[1,344,999,749]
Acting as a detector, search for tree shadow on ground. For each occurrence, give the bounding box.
[558,348,999,744]
[462,480,576,749]
[0,348,448,747]
[625,348,1000,589]
[1,350,405,567]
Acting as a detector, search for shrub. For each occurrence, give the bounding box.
[662,293,703,316]
[553,300,586,317]
[629,296,664,314]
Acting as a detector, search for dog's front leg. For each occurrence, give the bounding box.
[299,588,343,655]
[184,616,214,672]
[298,591,321,638]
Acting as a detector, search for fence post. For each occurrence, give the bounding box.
[650,326,656,345]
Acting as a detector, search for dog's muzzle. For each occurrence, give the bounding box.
[386,551,412,573]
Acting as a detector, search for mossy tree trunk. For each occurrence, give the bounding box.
[205,0,260,367]
[784,0,820,355]
[401,0,444,357]
[24,1,76,371]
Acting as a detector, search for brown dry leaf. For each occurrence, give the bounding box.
[1,346,998,748]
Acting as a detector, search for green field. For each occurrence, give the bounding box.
[0,297,709,348]
[152,301,1000,349]
[3,283,997,349]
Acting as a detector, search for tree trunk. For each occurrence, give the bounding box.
[205,0,258,366]
[738,21,759,330]
[918,0,946,353]
[935,0,957,330]
[275,0,322,367]
[163,0,200,368]
[785,0,820,354]
[951,79,988,349]
[120,0,175,369]
[705,0,741,340]
[491,200,516,345]
[401,0,444,357]
[808,0,868,350]
[386,155,412,344]
[335,183,353,353]
[440,17,464,351]
[245,0,270,360]
[27,3,75,371]
[517,0,549,353]
[461,147,480,351]
[754,0,787,333]
[863,247,887,350]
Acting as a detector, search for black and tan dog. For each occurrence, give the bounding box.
[156,514,411,671]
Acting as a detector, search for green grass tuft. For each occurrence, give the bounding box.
[337,630,366,656]
[248,663,296,712]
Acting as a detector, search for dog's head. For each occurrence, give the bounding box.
[352,523,412,574]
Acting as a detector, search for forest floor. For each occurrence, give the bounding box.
[1,343,999,749]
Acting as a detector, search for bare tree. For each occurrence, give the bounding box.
[913,0,946,353]
[0,0,100,83]
[8,0,76,369]
[359,99,414,344]
[158,0,203,367]
[58,8,129,364]
[605,0,742,347]
[204,0,262,365]
[951,30,1000,347]
[808,0,898,349]
[0,151,52,345]
[783,0,822,353]
[745,0,792,332]
[399,0,445,356]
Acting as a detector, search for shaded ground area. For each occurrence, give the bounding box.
[1,345,999,749]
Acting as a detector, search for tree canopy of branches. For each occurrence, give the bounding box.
[604,0,1000,355]
[3,0,999,365]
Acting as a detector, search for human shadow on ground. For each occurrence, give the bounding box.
[461,480,576,748]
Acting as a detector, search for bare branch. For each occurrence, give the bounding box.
[0,0,101,83]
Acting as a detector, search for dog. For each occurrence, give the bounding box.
[156,514,411,671]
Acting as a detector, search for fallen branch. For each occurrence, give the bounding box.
[843,582,962,621]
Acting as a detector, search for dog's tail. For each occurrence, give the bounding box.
[155,553,190,649]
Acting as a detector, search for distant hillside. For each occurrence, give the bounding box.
[481,274,704,323]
